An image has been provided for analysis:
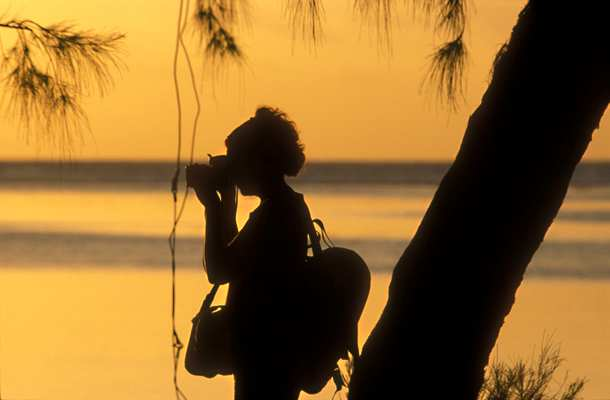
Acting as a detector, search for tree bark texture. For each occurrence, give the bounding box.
[349,1,609,399]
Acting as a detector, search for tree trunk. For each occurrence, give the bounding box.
[349,1,609,399]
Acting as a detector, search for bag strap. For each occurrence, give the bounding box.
[202,283,220,312]
[312,218,334,248]
[302,197,322,257]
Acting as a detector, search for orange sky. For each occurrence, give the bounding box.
[1,0,608,161]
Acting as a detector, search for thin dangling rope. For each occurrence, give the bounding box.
[0,309,3,400]
[168,0,202,399]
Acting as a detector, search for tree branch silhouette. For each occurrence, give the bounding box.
[285,0,325,44]
[0,19,125,150]
[480,343,585,400]
[193,0,246,65]
[423,32,467,109]
[189,1,468,107]
[354,0,468,107]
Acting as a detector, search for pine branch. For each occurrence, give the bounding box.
[285,0,325,44]
[193,0,245,65]
[192,0,473,108]
[0,19,125,150]
[423,32,467,109]
[192,0,326,63]
[479,342,586,400]
[353,0,470,108]
[353,0,393,46]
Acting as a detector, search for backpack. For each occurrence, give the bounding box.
[292,204,371,394]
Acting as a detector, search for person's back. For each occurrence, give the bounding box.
[229,187,309,398]
[227,186,307,306]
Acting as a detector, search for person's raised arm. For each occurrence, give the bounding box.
[187,164,241,284]
[203,186,242,284]
[219,185,238,242]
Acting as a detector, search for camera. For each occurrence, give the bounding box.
[185,154,232,191]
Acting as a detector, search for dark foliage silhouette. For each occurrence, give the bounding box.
[190,0,468,106]
[0,18,124,148]
[480,343,585,400]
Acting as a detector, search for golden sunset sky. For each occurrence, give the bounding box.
[1,0,608,161]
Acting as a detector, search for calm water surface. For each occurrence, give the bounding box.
[1,162,609,399]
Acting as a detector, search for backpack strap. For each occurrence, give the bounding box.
[302,196,322,257]
[312,219,334,248]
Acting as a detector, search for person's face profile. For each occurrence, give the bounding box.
[226,148,261,196]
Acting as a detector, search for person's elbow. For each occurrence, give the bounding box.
[203,259,231,285]
[207,271,230,285]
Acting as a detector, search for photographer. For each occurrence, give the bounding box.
[187,106,309,399]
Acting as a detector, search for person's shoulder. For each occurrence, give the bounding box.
[262,188,305,220]
[280,188,306,212]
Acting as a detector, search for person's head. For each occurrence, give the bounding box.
[225,106,305,196]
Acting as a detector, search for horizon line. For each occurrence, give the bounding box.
[3,158,610,164]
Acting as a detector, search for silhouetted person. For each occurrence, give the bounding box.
[189,107,310,399]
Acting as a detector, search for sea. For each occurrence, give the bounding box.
[1,161,609,400]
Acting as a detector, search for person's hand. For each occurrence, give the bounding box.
[208,155,237,213]
[195,186,221,209]
[186,164,220,208]
[218,184,237,214]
